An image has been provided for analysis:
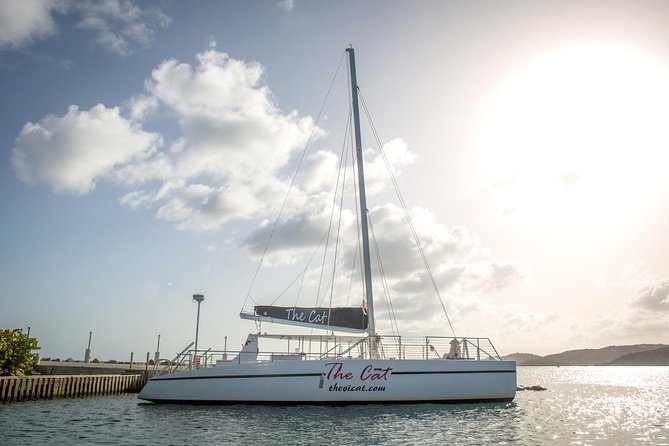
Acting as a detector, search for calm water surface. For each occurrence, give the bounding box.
[1,367,668,445]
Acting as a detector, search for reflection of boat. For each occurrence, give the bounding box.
[138,47,516,404]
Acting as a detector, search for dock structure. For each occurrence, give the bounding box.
[0,374,147,403]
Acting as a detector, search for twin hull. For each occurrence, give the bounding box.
[138,359,516,404]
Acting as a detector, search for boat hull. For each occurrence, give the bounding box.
[138,359,516,404]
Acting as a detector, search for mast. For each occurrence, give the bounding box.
[347,47,375,335]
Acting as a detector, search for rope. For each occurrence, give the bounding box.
[368,216,400,340]
[358,89,457,338]
[328,124,351,312]
[242,51,346,312]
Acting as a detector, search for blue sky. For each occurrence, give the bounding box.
[1,0,668,360]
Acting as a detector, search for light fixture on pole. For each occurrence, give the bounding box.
[192,294,204,369]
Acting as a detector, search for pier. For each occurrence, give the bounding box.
[0,374,147,403]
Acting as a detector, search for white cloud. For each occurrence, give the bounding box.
[73,0,171,55]
[0,0,170,55]
[277,0,295,12]
[12,104,161,194]
[125,94,159,121]
[629,279,669,312]
[119,190,153,210]
[241,200,527,330]
[364,138,416,195]
[156,180,287,231]
[12,48,321,231]
[580,306,669,349]
[461,260,528,293]
[111,151,173,187]
[146,49,320,181]
[296,151,339,193]
[241,192,345,264]
[0,0,58,49]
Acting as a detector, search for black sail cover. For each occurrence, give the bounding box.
[254,306,368,331]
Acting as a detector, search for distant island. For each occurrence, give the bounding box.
[504,344,669,366]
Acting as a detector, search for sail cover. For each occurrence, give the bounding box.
[254,306,368,331]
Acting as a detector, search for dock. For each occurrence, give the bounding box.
[0,374,147,403]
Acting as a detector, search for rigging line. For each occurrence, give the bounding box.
[337,120,355,308]
[315,105,352,307]
[292,232,329,308]
[358,89,457,337]
[242,51,346,312]
[267,231,328,306]
[345,221,360,307]
[340,138,359,309]
[327,122,350,313]
[368,216,400,340]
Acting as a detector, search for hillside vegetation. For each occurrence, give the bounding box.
[503,344,668,366]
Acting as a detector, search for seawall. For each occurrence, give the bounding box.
[0,374,147,403]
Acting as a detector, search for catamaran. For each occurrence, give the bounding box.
[138,47,516,404]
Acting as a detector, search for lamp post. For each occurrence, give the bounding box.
[84,331,92,363]
[154,334,161,371]
[192,294,204,369]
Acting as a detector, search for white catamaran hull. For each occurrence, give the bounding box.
[138,359,516,404]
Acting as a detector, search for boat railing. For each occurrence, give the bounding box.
[376,336,501,361]
[157,342,195,374]
[160,335,502,373]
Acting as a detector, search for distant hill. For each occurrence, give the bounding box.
[502,353,542,365]
[598,346,669,366]
[518,344,667,366]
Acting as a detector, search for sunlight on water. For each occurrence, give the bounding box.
[1,367,668,445]
[517,367,669,445]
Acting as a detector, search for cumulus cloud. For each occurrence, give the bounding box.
[0,0,58,49]
[560,266,669,348]
[296,151,339,193]
[146,50,320,181]
[242,199,527,329]
[578,305,669,350]
[0,0,169,54]
[12,49,321,230]
[364,138,416,195]
[155,177,289,231]
[11,104,161,194]
[629,279,669,311]
[242,192,348,264]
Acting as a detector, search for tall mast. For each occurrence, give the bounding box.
[347,47,375,334]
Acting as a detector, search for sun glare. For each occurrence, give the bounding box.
[482,44,669,227]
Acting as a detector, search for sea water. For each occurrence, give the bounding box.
[1,367,668,445]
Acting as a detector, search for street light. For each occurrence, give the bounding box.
[85,331,92,363]
[192,294,204,369]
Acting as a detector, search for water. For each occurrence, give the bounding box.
[1,367,668,445]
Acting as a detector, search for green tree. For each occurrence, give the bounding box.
[0,329,40,375]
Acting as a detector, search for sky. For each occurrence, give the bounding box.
[1,0,668,360]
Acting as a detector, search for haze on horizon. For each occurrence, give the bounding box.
[1,0,668,360]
